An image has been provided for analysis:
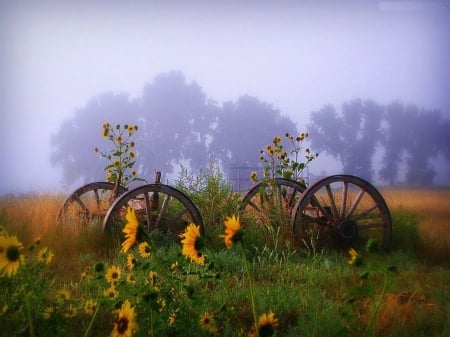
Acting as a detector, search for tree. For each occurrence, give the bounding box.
[378,102,409,185]
[137,71,218,179]
[209,95,297,183]
[308,99,383,181]
[380,102,449,186]
[50,92,139,187]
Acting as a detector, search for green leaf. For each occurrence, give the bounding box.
[347,286,375,298]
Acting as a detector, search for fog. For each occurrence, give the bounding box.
[1,0,449,195]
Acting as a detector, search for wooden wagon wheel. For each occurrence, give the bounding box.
[102,183,204,238]
[57,182,127,227]
[291,175,392,250]
[239,178,306,228]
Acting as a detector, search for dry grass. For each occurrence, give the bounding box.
[0,193,117,281]
[381,187,450,263]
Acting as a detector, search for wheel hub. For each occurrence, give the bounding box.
[338,220,358,241]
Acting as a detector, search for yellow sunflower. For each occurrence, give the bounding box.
[179,223,205,265]
[110,299,138,337]
[105,265,122,284]
[55,289,71,303]
[137,242,151,258]
[0,234,25,277]
[126,273,136,285]
[36,247,54,265]
[126,253,136,270]
[199,312,216,333]
[84,299,97,316]
[121,207,139,253]
[250,310,279,337]
[348,248,363,266]
[104,286,119,300]
[219,215,243,248]
[168,312,176,327]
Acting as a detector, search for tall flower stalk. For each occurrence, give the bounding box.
[219,215,260,337]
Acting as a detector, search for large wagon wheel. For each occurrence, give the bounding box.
[240,178,306,228]
[57,182,127,227]
[291,175,392,250]
[103,183,204,238]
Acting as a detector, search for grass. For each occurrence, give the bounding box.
[0,187,449,337]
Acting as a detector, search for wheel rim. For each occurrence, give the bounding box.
[103,184,204,238]
[240,178,306,228]
[292,175,392,250]
[57,182,126,227]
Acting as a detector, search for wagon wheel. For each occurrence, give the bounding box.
[240,178,306,229]
[57,182,127,227]
[291,175,392,250]
[102,183,204,239]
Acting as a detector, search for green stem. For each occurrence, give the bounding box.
[25,294,34,337]
[364,272,389,337]
[83,293,102,337]
[205,246,233,304]
[240,241,259,337]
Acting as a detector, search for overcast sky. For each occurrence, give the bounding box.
[1,0,449,194]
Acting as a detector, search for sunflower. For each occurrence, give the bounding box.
[42,306,54,319]
[179,223,205,265]
[104,286,119,300]
[168,312,176,327]
[0,234,25,277]
[105,265,122,284]
[219,215,243,248]
[126,253,136,270]
[110,299,138,337]
[55,289,71,303]
[126,273,136,285]
[250,311,279,337]
[121,207,139,253]
[36,247,54,265]
[348,248,363,266]
[137,242,151,258]
[84,299,97,316]
[199,312,216,333]
[148,271,158,284]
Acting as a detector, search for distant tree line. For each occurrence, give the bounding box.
[50,71,296,188]
[50,71,450,188]
[308,99,450,185]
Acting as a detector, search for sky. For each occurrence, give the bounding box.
[1,0,449,195]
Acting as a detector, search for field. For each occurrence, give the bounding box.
[0,187,449,337]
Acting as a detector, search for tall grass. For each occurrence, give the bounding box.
[0,187,449,336]
[382,187,450,265]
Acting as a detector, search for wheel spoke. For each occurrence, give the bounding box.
[340,181,348,217]
[325,184,339,219]
[93,189,101,212]
[73,194,90,218]
[353,204,378,222]
[358,222,385,230]
[246,199,262,213]
[157,194,171,227]
[143,193,152,229]
[276,184,283,211]
[347,188,365,218]
[312,193,333,221]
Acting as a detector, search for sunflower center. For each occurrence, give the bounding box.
[194,236,204,251]
[112,272,118,279]
[6,246,20,262]
[259,324,275,337]
[117,317,129,334]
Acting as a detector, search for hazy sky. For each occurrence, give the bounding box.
[1,0,449,194]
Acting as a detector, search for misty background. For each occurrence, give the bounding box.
[1,0,449,196]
